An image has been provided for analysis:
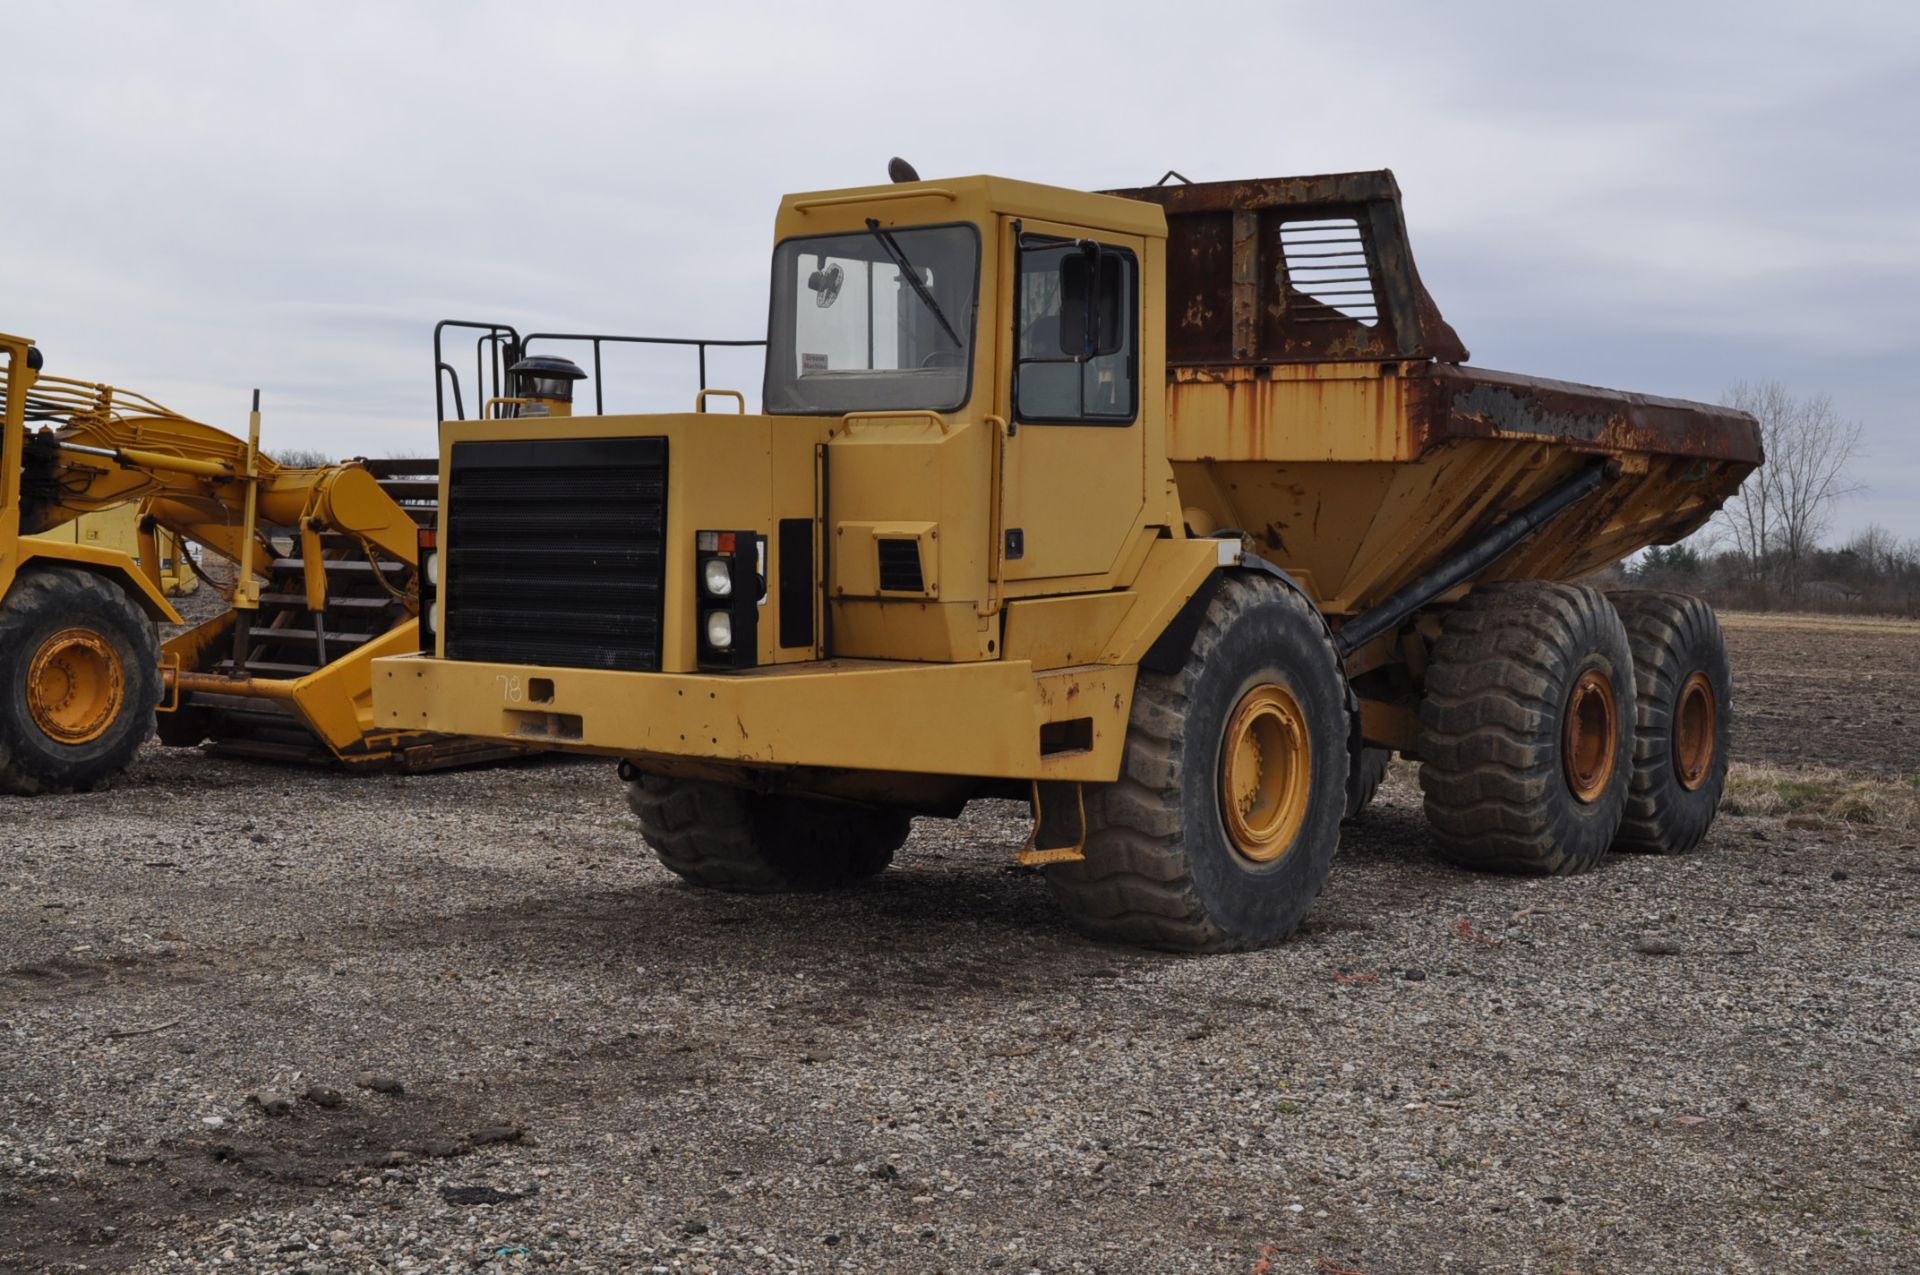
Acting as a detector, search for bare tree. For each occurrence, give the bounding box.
[1848,523,1898,577]
[1717,381,1864,606]
[267,447,335,469]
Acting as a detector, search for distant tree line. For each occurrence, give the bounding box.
[1622,526,1920,616]
[1615,381,1916,615]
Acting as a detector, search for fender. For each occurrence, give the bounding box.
[7,541,183,624]
[1138,541,1364,776]
[1139,542,1325,674]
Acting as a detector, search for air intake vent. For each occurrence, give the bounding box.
[876,538,925,593]
[444,436,667,671]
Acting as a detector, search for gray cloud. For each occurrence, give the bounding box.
[6,0,1915,535]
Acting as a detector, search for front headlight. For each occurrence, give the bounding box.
[421,599,436,633]
[705,610,733,650]
[423,549,440,588]
[702,557,733,597]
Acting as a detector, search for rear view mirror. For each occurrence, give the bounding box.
[1058,245,1126,359]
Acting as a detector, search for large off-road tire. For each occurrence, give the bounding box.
[1043,574,1349,952]
[1345,747,1391,820]
[1418,582,1634,874]
[626,774,911,892]
[0,567,161,795]
[1605,590,1731,854]
[154,701,214,749]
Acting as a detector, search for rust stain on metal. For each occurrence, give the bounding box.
[1108,170,1469,366]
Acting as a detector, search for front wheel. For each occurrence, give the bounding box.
[0,567,161,795]
[1043,574,1350,952]
[626,774,911,892]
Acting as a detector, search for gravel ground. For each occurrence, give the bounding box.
[2,615,1916,1274]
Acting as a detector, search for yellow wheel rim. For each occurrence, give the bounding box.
[1218,683,1313,864]
[1672,671,1717,791]
[26,628,125,746]
[1562,668,1618,804]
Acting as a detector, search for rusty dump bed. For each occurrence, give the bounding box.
[1108,172,1762,618]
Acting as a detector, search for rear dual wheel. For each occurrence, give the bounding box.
[0,567,160,795]
[1417,582,1635,874]
[1345,747,1391,819]
[1606,590,1732,854]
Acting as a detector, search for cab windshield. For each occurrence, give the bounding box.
[764,224,979,415]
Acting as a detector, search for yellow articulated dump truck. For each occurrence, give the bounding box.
[376,166,1761,951]
[0,339,510,793]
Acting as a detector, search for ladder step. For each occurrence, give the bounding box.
[258,592,396,609]
[249,627,376,645]
[271,557,409,573]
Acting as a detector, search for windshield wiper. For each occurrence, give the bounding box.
[865,219,965,352]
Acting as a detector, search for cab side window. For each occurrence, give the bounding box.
[1014,241,1137,424]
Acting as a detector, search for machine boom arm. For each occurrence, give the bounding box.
[8,368,419,580]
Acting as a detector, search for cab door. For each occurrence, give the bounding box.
[991,217,1146,585]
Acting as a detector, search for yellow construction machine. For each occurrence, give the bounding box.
[0,335,505,793]
[376,166,1762,950]
[29,503,200,596]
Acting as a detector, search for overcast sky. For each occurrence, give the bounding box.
[8,1,1917,540]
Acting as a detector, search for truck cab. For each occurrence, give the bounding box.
[384,176,1214,808]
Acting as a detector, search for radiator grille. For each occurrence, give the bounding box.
[445,436,667,671]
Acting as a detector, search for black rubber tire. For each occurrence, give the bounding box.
[1417,582,1634,875]
[626,774,911,892]
[0,567,161,795]
[154,702,214,748]
[1043,573,1349,952]
[1605,590,1732,854]
[1345,747,1391,820]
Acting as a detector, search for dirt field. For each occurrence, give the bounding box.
[2,613,1915,1274]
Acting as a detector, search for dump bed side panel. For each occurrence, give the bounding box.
[1409,364,1763,465]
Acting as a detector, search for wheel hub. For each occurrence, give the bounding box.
[26,628,125,745]
[1218,683,1312,863]
[1562,668,1617,804]
[1672,671,1717,791]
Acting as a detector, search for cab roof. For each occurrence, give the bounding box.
[774,174,1168,242]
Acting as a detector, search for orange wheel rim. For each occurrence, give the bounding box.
[26,628,124,745]
[1562,668,1617,804]
[1672,671,1717,791]
[1218,683,1312,864]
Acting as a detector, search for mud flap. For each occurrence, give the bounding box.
[1017,779,1087,866]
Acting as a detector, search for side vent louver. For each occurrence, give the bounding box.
[876,538,925,594]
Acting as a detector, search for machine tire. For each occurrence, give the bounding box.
[1605,590,1731,853]
[1043,573,1349,952]
[1418,582,1634,875]
[1345,747,1391,820]
[626,774,911,892]
[0,567,160,795]
[155,703,214,749]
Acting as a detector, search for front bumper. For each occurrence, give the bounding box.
[372,653,1134,783]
